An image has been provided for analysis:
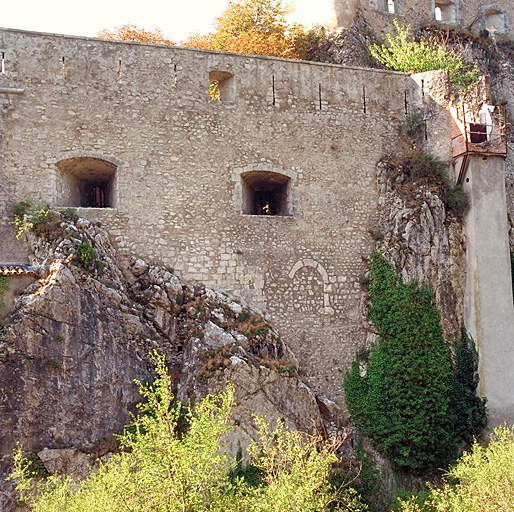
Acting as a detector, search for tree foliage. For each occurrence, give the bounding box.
[369,20,478,89]
[10,352,368,511]
[451,327,487,445]
[396,426,514,511]
[183,0,306,59]
[98,24,175,45]
[344,253,486,472]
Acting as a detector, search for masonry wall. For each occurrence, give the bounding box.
[0,28,422,404]
[325,0,513,36]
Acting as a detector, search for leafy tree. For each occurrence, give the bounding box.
[183,0,307,59]
[369,20,478,89]
[344,253,458,472]
[98,24,175,45]
[10,352,368,511]
[396,426,514,511]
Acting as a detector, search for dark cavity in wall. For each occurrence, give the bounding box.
[56,157,117,208]
[241,171,290,215]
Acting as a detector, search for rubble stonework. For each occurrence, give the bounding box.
[0,28,428,403]
[291,0,514,38]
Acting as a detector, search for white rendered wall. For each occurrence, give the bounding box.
[463,155,514,426]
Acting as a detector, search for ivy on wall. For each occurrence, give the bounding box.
[344,252,486,472]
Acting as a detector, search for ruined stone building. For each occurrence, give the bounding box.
[0,24,513,425]
[289,0,513,37]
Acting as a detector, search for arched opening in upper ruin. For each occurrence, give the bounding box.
[371,0,396,13]
[434,0,456,23]
[484,7,507,34]
[55,157,118,208]
[241,171,291,215]
[209,71,235,103]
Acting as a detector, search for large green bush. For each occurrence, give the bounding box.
[344,252,456,471]
[344,253,486,472]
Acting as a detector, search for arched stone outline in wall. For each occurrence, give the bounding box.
[288,259,335,315]
[51,152,125,209]
[232,163,300,216]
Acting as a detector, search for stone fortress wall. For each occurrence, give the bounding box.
[0,28,433,404]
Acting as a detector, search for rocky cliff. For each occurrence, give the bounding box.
[0,212,334,509]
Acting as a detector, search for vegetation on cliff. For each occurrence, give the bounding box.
[395,426,514,511]
[344,253,486,472]
[369,20,478,89]
[10,353,367,512]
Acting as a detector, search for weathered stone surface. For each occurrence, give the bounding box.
[375,166,466,341]
[0,213,331,510]
[38,448,92,479]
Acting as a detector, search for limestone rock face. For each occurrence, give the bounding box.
[374,165,466,340]
[0,212,329,509]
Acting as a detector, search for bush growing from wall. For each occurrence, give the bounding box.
[75,241,96,270]
[369,20,478,90]
[10,201,62,240]
[344,253,486,473]
[382,150,468,218]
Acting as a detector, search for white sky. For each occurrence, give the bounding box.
[1,0,332,43]
[1,0,231,43]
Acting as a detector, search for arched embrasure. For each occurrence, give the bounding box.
[55,157,117,208]
[240,171,291,216]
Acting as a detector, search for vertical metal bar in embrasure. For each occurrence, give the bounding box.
[405,90,408,115]
[62,57,66,80]
[272,75,276,105]
[118,60,122,81]
[1,53,4,74]
[363,86,367,113]
[424,119,428,141]
[319,83,322,110]
[174,64,178,87]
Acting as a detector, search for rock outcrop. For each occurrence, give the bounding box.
[0,212,327,509]
[371,164,467,341]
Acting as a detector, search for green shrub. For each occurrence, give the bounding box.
[441,184,468,217]
[10,201,61,239]
[344,253,483,472]
[397,426,514,511]
[429,426,514,511]
[451,327,487,444]
[369,20,478,90]
[9,352,367,512]
[75,241,96,270]
[384,151,468,218]
[344,253,456,471]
